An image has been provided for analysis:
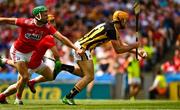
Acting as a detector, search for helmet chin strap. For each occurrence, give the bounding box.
[119,20,126,29]
[35,13,42,21]
[112,20,125,29]
[35,13,47,24]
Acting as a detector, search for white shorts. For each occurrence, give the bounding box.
[28,62,48,75]
[44,57,55,72]
[72,41,92,61]
[128,77,141,85]
[10,44,32,63]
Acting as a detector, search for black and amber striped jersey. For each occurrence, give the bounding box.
[78,21,119,51]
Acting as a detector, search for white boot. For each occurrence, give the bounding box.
[14,98,23,105]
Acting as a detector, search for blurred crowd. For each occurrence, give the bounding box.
[161,35,180,74]
[0,0,179,77]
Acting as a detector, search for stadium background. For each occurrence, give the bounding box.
[0,0,179,100]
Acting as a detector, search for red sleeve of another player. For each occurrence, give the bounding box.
[46,35,56,48]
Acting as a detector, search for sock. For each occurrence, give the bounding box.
[53,62,75,79]
[29,79,36,84]
[53,60,62,79]
[66,86,80,99]
[0,93,6,98]
[61,64,75,73]
[86,92,91,99]
[16,93,21,100]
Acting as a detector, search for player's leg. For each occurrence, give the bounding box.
[28,63,83,95]
[29,54,56,85]
[27,62,54,93]
[55,64,84,78]
[133,84,141,97]
[37,66,54,81]
[0,83,17,104]
[129,84,135,100]
[9,46,31,105]
[86,81,94,99]
[14,62,29,105]
[0,75,22,104]
[0,56,36,96]
[51,44,83,79]
[63,59,94,105]
[1,83,17,96]
[76,60,94,90]
[0,56,28,104]
[62,46,94,105]
[149,88,158,99]
[129,78,141,100]
[67,65,83,77]
[28,54,83,95]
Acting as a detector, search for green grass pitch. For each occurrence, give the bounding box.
[0,99,180,110]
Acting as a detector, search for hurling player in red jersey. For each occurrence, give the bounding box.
[0,6,83,104]
[0,35,57,103]
[0,34,60,104]
[0,14,68,104]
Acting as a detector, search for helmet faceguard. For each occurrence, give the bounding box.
[112,10,129,29]
[32,6,48,24]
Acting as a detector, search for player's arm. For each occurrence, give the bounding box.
[0,17,17,25]
[149,77,160,91]
[122,42,147,58]
[53,31,78,51]
[111,39,139,54]
[111,39,147,58]
[53,31,84,56]
[50,46,60,60]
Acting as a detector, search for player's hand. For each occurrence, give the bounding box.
[134,40,141,48]
[75,48,85,56]
[138,48,147,59]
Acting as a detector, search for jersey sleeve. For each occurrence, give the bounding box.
[152,76,160,88]
[105,22,118,40]
[15,18,27,27]
[46,23,57,35]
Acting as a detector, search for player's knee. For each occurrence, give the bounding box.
[10,84,18,91]
[47,77,54,81]
[85,74,94,82]
[21,75,29,82]
[89,76,94,82]
[46,75,54,81]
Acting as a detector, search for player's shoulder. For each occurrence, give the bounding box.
[104,21,115,28]
[17,18,34,24]
[95,21,114,29]
[45,22,54,29]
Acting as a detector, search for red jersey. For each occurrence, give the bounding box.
[14,18,57,53]
[28,35,56,69]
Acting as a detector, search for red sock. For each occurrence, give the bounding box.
[0,93,6,100]
[16,93,21,99]
[30,79,36,84]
